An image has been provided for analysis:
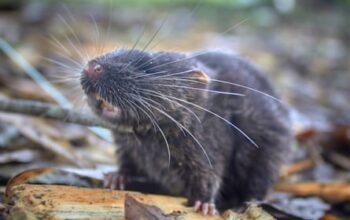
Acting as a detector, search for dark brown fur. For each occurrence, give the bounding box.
[81,49,291,211]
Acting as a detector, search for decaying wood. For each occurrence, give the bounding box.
[5,184,222,220]
[274,182,350,203]
[4,184,277,220]
[5,167,56,204]
[0,98,133,133]
[2,168,276,219]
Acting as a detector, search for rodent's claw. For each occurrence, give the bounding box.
[193,200,217,215]
[103,171,127,190]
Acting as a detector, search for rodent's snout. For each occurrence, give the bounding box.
[83,61,103,80]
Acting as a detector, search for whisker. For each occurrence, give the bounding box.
[133,98,171,168]
[123,95,141,123]
[210,78,282,103]
[149,69,197,79]
[136,1,202,70]
[132,70,167,79]
[49,77,81,84]
[49,36,85,68]
[143,51,209,72]
[57,15,90,61]
[61,31,86,63]
[145,91,258,148]
[102,0,114,54]
[140,97,213,168]
[135,88,201,123]
[136,51,167,69]
[60,6,91,61]
[44,57,82,72]
[141,75,282,103]
[49,34,71,55]
[219,17,249,35]
[135,69,193,80]
[50,51,84,69]
[124,26,146,60]
[88,13,102,57]
[138,83,245,97]
[120,13,169,73]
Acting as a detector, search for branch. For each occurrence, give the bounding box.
[0,98,133,133]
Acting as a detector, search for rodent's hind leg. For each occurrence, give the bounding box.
[185,171,221,215]
[193,201,217,215]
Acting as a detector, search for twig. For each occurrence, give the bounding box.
[0,98,133,133]
[274,182,350,203]
[280,159,315,178]
[0,37,112,141]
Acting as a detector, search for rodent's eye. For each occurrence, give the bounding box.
[94,64,102,73]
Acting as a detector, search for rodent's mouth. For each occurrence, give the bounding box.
[88,93,122,119]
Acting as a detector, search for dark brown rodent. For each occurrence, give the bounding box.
[80,49,292,214]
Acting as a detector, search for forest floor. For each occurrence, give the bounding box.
[0,1,349,219]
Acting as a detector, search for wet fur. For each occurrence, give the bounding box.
[81,50,291,210]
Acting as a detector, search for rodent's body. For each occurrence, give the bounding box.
[81,50,291,213]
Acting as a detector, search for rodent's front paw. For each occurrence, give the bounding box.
[193,200,217,215]
[103,171,127,190]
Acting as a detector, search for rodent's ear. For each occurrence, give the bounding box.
[191,70,210,84]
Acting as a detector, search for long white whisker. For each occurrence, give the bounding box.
[52,51,84,68]
[147,92,258,148]
[139,97,213,168]
[135,69,194,80]
[44,57,82,72]
[136,88,201,123]
[134,99,171,168]
[129,70,168,80]
[137,52,166,69]
[88,13,102,56]
[49,34,72,55]
[143,51,209,72]
[139,83,245,97]
[209,78,282,103]
[58,15,90,61]
[141,76,282,103]
[59,8,91,60]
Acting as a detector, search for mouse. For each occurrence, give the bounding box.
[80,49,292,215]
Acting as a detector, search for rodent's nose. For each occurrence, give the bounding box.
[83,62,103,79]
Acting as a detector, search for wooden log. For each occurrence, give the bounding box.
[5,184,222,220]
[3,168,275,219]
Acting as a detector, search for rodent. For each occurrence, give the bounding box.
[80,49,292,215]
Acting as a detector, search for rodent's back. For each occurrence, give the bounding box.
[192,51,291,208]
[194,51,276,96]
[81,49,292,212]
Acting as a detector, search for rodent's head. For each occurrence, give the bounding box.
[81,49,210,129]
